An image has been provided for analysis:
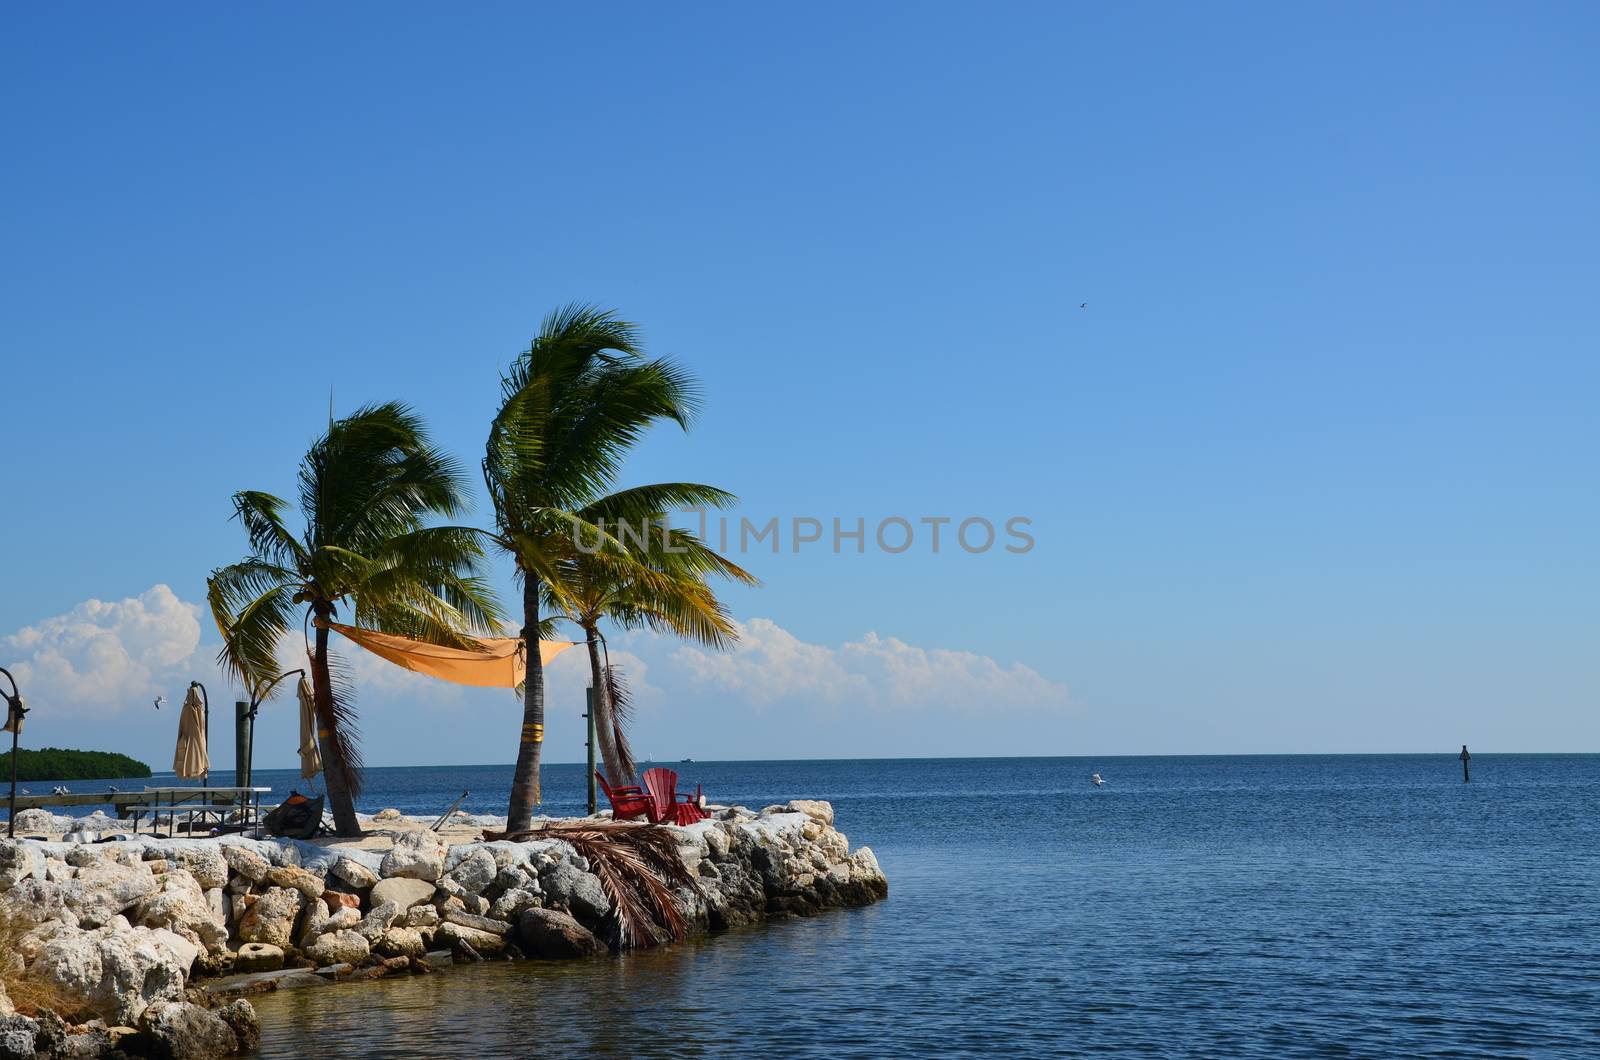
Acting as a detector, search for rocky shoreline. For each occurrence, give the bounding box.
[0,800,886,1058]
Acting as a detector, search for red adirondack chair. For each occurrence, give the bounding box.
[596,771,652,820]
[640,767,709,825]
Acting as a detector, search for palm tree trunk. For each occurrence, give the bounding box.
[311,605,361,837]
[507,573,544,831]
[585,626,626,785]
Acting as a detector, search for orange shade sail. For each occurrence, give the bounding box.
[326,622,577,689]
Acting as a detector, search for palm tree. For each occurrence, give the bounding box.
[550,515,756,786]
[483,304,735,831]
[208,402,501,836]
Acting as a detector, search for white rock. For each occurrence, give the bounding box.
[399,904,438,928]
[370,877,436,910]
[61,861,158,927]
[0,877,63,930]
[0,839,46,890]
[166,846,228,890]
[324,906,360,931]
[29,924,188,1024]
[129,870,228,954]
[303,929,370,966]
[236,887,303,948]
[379,831,446,882]
[220,845,270,883]
[10,809,56,833]
[331,858,377,889]
[785,799,834,827]
[445,849,497,894]
[353,900,400,942]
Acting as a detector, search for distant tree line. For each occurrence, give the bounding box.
[0,748,152,781]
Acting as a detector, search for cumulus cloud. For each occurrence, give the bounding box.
[671,617,1069,712]
[3,585,209,713]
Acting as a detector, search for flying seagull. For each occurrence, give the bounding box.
[1091,773,1105,787]
[154,696,165,710]
[1079,303,1087,309]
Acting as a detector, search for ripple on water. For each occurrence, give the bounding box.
[254,755,1600,1058]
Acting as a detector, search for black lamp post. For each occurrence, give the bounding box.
[244,669,305,788]
[1,667,28,838]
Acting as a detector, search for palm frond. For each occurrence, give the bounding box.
[483,820,699,948]
[207,571,299,690]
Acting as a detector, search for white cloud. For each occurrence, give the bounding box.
[671,617,1069,712]
[3,585,209,714]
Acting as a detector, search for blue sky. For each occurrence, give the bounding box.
[1,3,1595,771]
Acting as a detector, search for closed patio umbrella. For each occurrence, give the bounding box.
[297,676,322,780]
[173,685,208,780]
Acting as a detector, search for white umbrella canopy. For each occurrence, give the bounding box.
[297,676,322,781]
[173,685,208,780]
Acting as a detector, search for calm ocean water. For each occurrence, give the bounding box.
[41,755,1600,1057]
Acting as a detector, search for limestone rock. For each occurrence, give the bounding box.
[0,877,63,930]
[236,886,302,948]
[374,926,426,960]
[441,908,510,936]
[321,905,358,932]
[380,829,447,882]
[0,840,46,891]
[168,846,229,890]
[517,907,606,959]
[331,857,377,889]
[445,849,497,894]
[373,808,404,821]
[235,942,284,974]
[354,900,401,942]
[436,921,507,957]
[540,861,610,923]
[216,998,261,1053]
[266,864,325,900]
[296,899,329,947]
[0,1014,37,1060]
[488,887,541,922]
[131,870,227,955]
[399,904,438,928]
[10,809,55,833]
[220,845,270,883]
[323,890,361,912]
[61,861,158,928]
[370,877,435,910]
[785,799,834,827]
[30,925,188,1024]
[303,930,370,967]
[139,999,239,1060]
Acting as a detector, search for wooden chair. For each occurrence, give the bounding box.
[640,767,709,825]
[596,771,652,820]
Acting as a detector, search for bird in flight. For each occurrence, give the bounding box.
[1079,303,1087,309]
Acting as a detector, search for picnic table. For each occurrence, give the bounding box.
[121,786,272,838]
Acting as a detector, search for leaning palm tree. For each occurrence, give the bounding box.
[483,304,735,831]
[208,403,502,836]
[550,516,756,786]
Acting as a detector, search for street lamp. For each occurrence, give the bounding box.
[243,669,305,789]
[1,667,29,838]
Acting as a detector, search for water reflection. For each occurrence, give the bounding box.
[255,907,888,1058]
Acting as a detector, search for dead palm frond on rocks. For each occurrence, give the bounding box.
[484,819,701,948]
